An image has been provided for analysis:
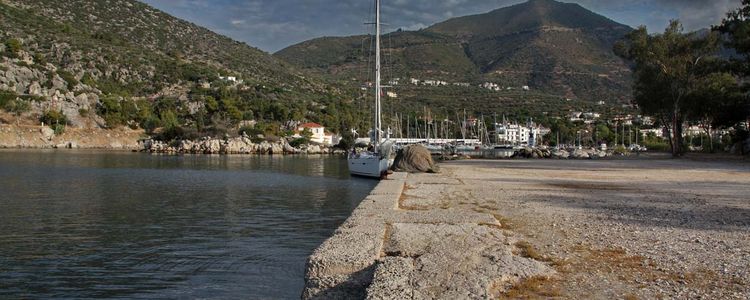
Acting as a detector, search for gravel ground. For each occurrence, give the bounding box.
[424,157,750,299]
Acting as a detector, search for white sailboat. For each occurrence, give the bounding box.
[348,0,390,178]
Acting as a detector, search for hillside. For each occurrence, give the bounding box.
[276,0,634,108]
[0,0,356,141]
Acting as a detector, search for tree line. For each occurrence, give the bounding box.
[614,3,750,156]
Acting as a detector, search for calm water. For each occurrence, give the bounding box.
[0,150,377,299]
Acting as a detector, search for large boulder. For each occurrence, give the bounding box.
[551,149,569,159]
[40,126,55,141]
[307,144,322,154]
[391,145,439,173]
[270,143,284,155]
[571,149,590,159]
[27,81,42,96]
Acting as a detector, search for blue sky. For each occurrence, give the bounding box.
[140,0,742,53]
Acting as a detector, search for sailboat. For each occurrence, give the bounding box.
[348,0,391,178]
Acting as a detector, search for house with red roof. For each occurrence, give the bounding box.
[294,122,340,145]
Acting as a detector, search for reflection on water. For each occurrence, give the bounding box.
[0,150,376,299]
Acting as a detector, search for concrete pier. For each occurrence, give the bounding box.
[305,159,750,299]
[302,172,553,299]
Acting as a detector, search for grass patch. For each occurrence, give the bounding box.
[515,241,551,262]
[624,294,638,300]
[492,214,515,230]
[500,276,561,299]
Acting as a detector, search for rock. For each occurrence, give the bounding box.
[571,149,590,159]
[392,145,439,173]
[51,74,67,91]
[271,143,284,155]
[284,142,298,154]
[307,144,322,154]
[224,137,251,154]
[40,126,55,141]
[27,81,42,96]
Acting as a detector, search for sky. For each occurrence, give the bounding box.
[140,0,742,53]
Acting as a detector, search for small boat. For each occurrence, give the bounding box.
[348,0,390,179]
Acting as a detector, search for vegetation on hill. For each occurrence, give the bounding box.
[276,0,634,114]
[0,0,366,141]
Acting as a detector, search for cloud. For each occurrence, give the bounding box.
[140,0,743,52]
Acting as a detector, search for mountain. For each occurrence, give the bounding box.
[276,0,635,110]
[0,0,352,139]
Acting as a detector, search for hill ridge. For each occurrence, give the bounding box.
[275,0,633,105]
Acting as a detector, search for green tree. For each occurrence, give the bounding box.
[595,123,615,145]
[686,72,743,152]
[615,21,721,157]
[718,1,750,148]
[4,98,30,125]
[5,38,22,58]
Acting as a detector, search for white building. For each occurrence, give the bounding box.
[495,122,540,146]
[295,122,339,145]
[219,75,238,82]
[640,128,665,139]
[481,82,501,91]
[386,91,398,98]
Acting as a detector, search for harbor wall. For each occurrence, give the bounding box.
[301,172,407,299]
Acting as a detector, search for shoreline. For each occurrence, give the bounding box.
[303,158,750,299]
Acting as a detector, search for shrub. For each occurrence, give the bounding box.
[33,53,46,65]
[0,90,18,108]
[40,110,68,128]
[141,116,161,134]
[53,123,65,135]
[642,140,670,152]
[289,137,309,148]
[5,38,21,57]
[57,70,78,90]
[336,132,355,150]
[238,125,263,137]
[613,145,629,155]
[81,73,96,87]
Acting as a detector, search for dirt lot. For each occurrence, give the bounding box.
[403,157,749,299]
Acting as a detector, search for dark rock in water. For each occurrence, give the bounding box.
[392,145,440,173]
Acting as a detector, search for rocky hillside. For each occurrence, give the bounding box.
[276,0,634,104]
[0,0,354,140]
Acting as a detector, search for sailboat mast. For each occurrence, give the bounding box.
[374,0,382,148]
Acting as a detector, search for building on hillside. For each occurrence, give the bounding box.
[569,112,583,122]
[219,75,238,83]
[295,122,340,145]
[481,82,501,91]
[495,122,541,146]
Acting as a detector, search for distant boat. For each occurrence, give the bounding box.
[348,0,391,179]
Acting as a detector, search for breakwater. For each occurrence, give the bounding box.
[302,171,553,299]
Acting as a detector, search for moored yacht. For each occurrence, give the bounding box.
[347,0,391,178]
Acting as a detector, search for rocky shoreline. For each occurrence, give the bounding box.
[142,136,345,155]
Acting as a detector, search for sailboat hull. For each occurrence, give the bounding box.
[348,154,389,178]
